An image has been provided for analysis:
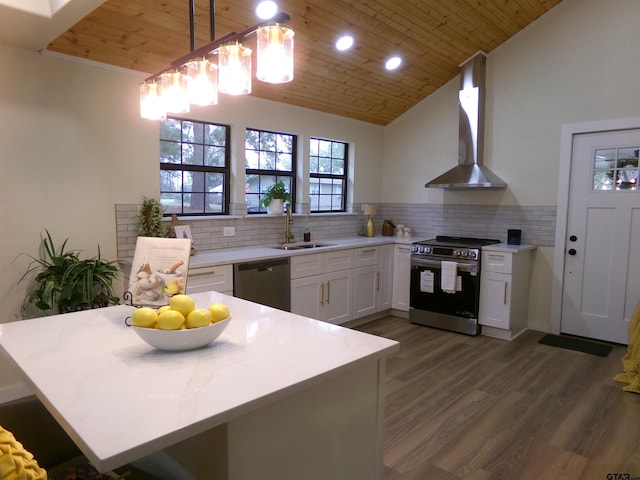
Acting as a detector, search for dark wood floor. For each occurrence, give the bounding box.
[356,316,640,480]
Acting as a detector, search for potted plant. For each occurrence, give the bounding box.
[20,230,120,316]
[138,196,166,237]
[261,181,291,215]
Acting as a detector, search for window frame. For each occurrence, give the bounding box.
[245,127,297,214]
[159,117,231,216]
[309,137,348,213]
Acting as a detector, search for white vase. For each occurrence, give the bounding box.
[266,199,284,215]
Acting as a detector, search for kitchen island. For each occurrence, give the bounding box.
[0,292,398,479]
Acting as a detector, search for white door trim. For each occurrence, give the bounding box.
[550,116,640,335]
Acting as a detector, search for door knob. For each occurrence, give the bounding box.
[569,235,577,242]
[568,248,577,255]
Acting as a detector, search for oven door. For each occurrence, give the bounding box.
[409,256,480,335]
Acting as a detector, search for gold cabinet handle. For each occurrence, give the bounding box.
[504,282,508,304]
[326,281,330,304]
[320,283,324,306]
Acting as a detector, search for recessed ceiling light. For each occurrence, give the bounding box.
[385,56,402,71]
[256,1,278,19]
[335,35,354,51]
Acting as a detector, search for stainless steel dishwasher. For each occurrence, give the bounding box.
[233,258,291,311]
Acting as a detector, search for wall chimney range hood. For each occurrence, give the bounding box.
[425,52,507,189]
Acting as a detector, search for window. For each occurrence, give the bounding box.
[159,118,230,215]
[593,146,639,190]
[309,137,348,212]
[245,128,297,213]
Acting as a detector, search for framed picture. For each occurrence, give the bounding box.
[128,237,192,307]
[174,225,192,240]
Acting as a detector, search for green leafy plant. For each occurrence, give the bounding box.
[20,230,120,316]
[138,196,166,237]
[261,181,291,207]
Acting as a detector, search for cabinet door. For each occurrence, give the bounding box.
[291,253,323,279]
[479,271,511,329]
[354,247,380,268]
[352,265,378,319]
[291,276,322,320]
[392,245,411,311]
[322,270,353,324]
[186,265,233,294]
[377,244,394,311]
[323,249,354,272]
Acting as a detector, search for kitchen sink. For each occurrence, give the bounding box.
[271,243,334,250]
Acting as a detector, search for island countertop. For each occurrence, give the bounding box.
[0,292,398,474]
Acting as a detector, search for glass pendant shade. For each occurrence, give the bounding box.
[158,71,190,113]
[256,25,295,84]
[217,43,252,95]
[185,58,218,106]
[139,82,166,120]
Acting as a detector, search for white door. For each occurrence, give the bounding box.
[562,129,640,343]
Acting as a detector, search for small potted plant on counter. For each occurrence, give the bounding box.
[138,196,166,237]
[261,181,291,215]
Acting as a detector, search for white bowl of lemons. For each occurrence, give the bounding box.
[130,294,231,352]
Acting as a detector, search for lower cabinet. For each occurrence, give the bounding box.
[391,244,411,311]
[290,250,354,324]
[291,270,353,324]
[186,264,233,295]
[352,245,394,320]
[352,265,378,318]
[479,246,535,340]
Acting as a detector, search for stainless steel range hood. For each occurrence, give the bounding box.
[425,52,507,189]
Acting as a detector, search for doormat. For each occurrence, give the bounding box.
[538,334,613,357]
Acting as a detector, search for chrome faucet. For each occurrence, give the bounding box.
[284,202,294,244]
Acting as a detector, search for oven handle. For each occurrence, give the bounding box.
[411,257,477,273]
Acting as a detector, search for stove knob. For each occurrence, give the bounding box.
[469,251,477,259]
[424,247,431,254]
[462,251,469,257]
[454,250,461,257]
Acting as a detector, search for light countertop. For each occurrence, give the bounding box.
[0,292,398,472]
[187,236,420,269]
[482,243,538,253]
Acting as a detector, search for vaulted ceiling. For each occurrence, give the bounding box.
[1,0,562,125]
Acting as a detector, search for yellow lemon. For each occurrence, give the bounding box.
[186,308,212,329]
[157,305,172,314]
[157,309,185,330]
[208,303,230,323]
[169,294,195,318]
[131,307,158,328]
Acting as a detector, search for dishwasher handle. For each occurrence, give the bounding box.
[234,258,289,272]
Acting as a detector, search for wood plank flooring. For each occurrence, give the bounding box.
[356,316,640,480]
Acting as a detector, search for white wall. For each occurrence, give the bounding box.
[0,44,383,398]
[383,0,640,206]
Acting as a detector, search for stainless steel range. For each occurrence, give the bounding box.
[409,236,500,335]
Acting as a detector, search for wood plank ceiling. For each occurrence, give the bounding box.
[47,0,563,126]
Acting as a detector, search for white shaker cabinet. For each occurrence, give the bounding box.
[352,247,380,319]
[352,245,394,319]
[186,264,234,295]
[378,244,394,311]
[391,244,411,311]
[291,250,353,324]
[479,245,536,340]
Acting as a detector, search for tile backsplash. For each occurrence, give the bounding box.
[116,203,556,259]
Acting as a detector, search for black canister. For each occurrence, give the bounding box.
[507,229,522,245]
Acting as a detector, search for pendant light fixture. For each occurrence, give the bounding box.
[139,1,294,120]
[256,24,294,84]
[218,42,253,95]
